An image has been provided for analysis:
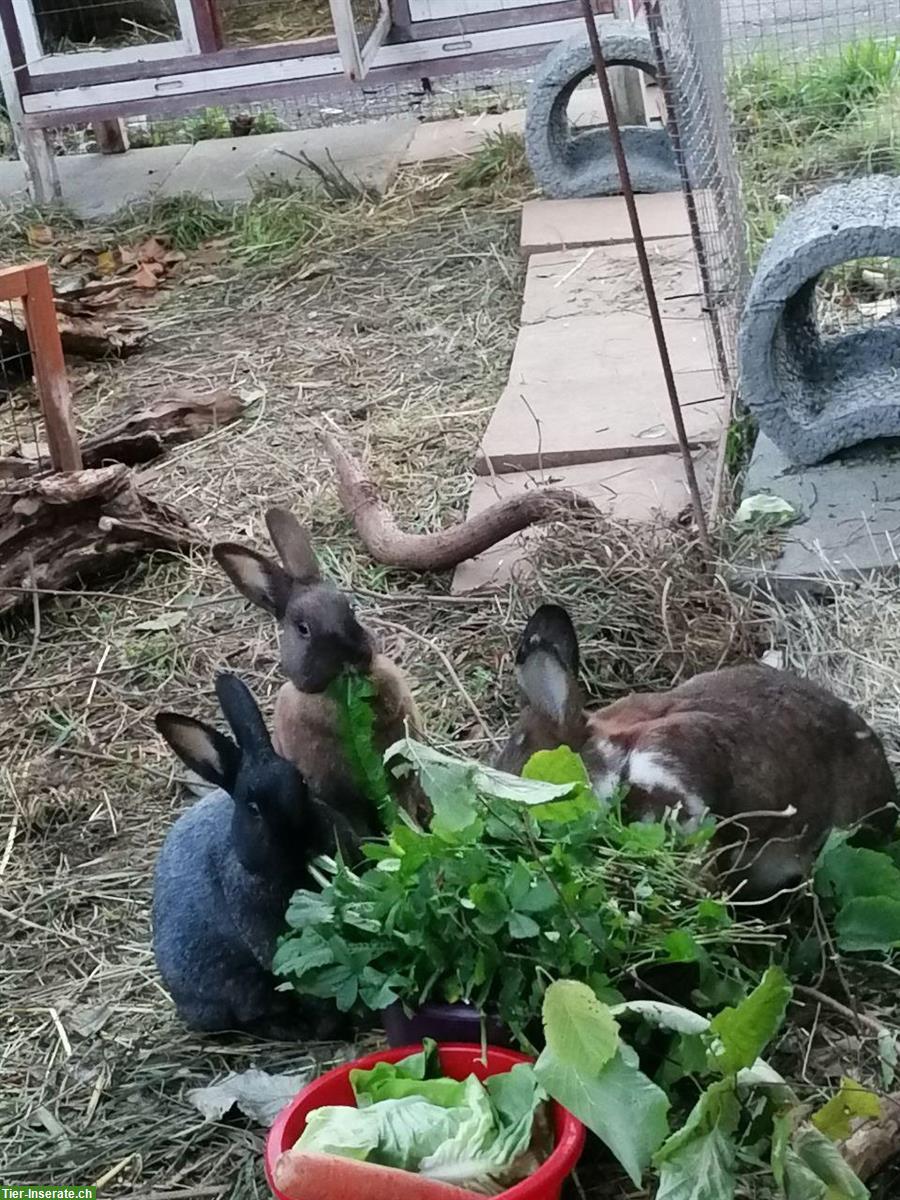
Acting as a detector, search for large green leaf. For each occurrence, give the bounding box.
[834,896,900,952]
[522,746,597,822]
[709,966,792,1075]
[610,999,711,1036]
[811,1078,881,1141]
[816,843,900,904]
[543,979,621,1074]
[784,1126,869,1200]
[418,759,480,836]
[535,1042,670,1186]
[654,1126,737,1200]
[388,739,580,807]
[655,1079,740,1165]
[522,746,590,786]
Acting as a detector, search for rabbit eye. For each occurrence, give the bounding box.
[296,621,311,639]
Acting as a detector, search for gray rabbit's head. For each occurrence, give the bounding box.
[214,510,372,694]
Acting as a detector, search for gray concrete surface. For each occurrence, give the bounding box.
[738,431,900,595]
[0,118,415,217]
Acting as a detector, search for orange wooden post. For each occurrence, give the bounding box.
[0,265,29,302]
[21,262,82,472]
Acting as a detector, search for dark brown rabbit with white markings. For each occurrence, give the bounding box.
[497,604,897,899]
[214,509,424,836]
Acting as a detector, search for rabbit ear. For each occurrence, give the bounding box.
[215,673,274,756]
[516,605,581,727]
[517,604,580,674]
[156,712,241,792]
[213,541,293,618]
[265,509,321,586]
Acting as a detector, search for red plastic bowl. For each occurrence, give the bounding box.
[265,1043,586,1200]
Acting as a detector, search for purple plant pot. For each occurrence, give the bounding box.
[381,1001,514,1049]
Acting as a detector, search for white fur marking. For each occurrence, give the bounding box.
[855,729,872,740]
[233,555,273,606]
[588,737,628,804]
[626,750,707,826]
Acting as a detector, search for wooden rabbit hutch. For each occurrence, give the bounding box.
[0,0,615,201]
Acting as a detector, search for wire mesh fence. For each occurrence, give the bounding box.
[0,265,81,475]
[32,0,179,52]
[647,0,900,390]
[0,294,44,470]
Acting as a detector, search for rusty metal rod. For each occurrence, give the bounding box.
[578,0,713,557]
[645,0,732,389]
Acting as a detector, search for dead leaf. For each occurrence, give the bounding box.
[132,262,162,289]
[136,236,171,263]
[68,1003,113,1038]
[26,223,54,246]
[187,1068,313,1125]
[134,610,187,632]
[192,242,229,267]
[96,250,118,275]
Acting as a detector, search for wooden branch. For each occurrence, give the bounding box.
[81,389,243,468]
[1,389,243,476]
[320,431,590,572]
[0,464,201,617]
[841,1092,900,1181]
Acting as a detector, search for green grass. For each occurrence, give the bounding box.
[129,105,284,149]
[731,37,900,261]
[454,129,529,196]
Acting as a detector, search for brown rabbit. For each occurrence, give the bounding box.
[497,604,897,899]
[213,509,424,836]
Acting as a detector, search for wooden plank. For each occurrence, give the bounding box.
[21,17,588,113]
[21,264,82,473]
[410,0,555,15]
[0,266,28,302]
[92,118,129,153]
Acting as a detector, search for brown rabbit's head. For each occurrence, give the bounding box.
[495,604,589,775]
[214,510,373,694]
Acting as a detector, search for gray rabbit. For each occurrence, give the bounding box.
[152,672,353,1039]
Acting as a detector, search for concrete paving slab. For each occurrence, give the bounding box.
[160,119,416,201]
[520,191,691,257]
[521,237,702,325]
[0,159,29,205]
[736,433,900,596]
[403,111,526,163]
[55,144,191,218]
[477,239,723,473]
[477,367,724,473]
[453,449,715,592]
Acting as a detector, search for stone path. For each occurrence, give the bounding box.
[452,190,725,593]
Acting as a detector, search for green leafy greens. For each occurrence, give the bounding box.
[274,741,757,1040]
[326,671,398,829]
[295,1040,549,1194]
